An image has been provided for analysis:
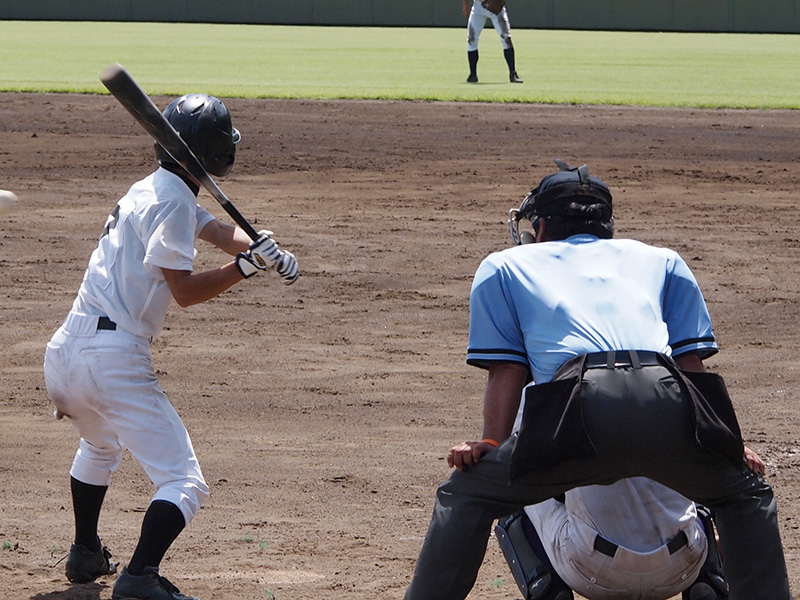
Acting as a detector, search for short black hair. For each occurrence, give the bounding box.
[532,168,612,220]
[540,201,615,240]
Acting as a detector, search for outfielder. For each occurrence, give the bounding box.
[402,161,792,600]
[44,93,297,600]
[462,0,523,83]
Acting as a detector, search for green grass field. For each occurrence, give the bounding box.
[1,20,798,108]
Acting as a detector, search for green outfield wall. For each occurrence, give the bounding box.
[0,0,798,33]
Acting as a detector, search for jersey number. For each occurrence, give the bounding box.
[101,204,121,239]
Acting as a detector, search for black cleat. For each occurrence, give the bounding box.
[112,566,199,600]
[65,541,117,583]
[510,71,524,83]
[467,74,478,83]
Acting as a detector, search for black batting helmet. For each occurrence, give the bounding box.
[155,94,241,177]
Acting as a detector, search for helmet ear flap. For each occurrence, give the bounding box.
[520,231,536,244]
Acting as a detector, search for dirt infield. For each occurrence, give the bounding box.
[1,92,799,600]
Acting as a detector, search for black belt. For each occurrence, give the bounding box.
[97,316,117,331]
[584,350,663,370]
[594,529,687,558]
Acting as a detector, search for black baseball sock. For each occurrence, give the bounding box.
[126,500,186,576]
[503,47,517,74]
[71,476,107,551]
[468,50,479,77]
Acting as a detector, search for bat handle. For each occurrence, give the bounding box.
[236,215,260,241]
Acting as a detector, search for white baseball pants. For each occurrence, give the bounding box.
[467,2,512,51]
[44,311,208,524]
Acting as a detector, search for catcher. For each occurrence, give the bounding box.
[496,437,771,600]
[462,0,523,83]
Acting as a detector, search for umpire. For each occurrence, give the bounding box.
[403,161,792,600]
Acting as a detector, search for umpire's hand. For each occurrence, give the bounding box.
[448,440,495,471]
[744,446,766,476]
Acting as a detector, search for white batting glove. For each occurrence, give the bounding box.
[249,230,281,270]
[275,250,299,285]
[235,251,263,278]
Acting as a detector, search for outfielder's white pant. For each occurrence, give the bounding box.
[44,311,208,525]
[467,2,512,52]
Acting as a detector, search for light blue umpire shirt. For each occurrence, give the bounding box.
[466,234,718,384]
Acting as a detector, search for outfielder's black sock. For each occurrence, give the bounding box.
[126,500,186,576]
[70,476,108,551]
[503,47,517,74]
[468,50,479,76]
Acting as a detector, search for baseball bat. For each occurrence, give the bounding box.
[99,62,260,241]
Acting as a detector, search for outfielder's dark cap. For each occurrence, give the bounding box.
[529,160,613,219]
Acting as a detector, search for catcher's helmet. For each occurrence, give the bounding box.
[155,94,241,177]
[509,159,613,245]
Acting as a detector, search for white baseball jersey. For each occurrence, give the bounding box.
[44,167,215,524]
[72,167,215,339]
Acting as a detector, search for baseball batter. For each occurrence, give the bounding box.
[44,93,297,600]
[402,161,792,600]
[462,0,523,83]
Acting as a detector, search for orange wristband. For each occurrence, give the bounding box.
[481,438,500,447]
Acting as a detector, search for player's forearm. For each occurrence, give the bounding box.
[162,264,245,307]
[198,219,252,256]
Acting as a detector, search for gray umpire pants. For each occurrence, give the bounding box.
[403,364,792,600]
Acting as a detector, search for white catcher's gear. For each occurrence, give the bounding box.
[511,385,710,600]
